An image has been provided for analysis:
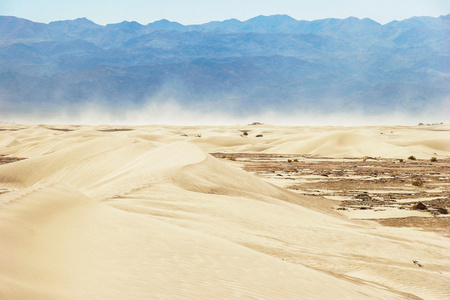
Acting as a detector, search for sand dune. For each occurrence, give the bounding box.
[1,124,449,299]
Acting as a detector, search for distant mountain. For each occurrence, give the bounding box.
[0,14,449,120]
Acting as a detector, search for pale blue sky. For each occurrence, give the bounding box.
[1,0,449,25]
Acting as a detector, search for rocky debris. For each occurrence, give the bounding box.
[362,156,377,161]
[411,202,427,210]
[436,207,448,214]
[211,152,450,220]
[0,155,26,165]
[413,260,423,267]
[354,192,372,201]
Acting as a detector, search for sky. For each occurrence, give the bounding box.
[1,0,449,25]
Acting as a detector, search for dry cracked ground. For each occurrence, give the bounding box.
[211,153,450,238]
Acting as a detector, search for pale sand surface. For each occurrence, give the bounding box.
[0,123,449,299]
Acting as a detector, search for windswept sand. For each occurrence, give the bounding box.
[0,123,449,299]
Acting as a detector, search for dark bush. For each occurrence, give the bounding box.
[412,179,424,187]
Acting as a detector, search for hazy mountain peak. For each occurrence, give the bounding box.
[153,19,175,24]
[223,18,242,23]
[50,17,100,27]
[360,18,381,25]
[0,14,447,118]
[73,17,96,24]
[106,20,144,30]
[245,14,298,24]
[0,15,45,26]
[148,19,185,30]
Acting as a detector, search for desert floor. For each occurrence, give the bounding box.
[0,123,449,299]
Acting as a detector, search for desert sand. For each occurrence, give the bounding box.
[0,123,449,299]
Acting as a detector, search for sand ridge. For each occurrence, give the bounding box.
[0,123,449,299]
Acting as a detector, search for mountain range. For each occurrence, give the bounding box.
[0,14,449,121]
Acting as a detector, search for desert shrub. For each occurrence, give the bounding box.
[256,134,263,137]
[228,157,236,161]
[398,159,404,162]
[293,159,299,162]
[287,159,292,163]
[412,179,424,187]
[242,131,248,136]
[408,155,416,160]
[431,157,437,162]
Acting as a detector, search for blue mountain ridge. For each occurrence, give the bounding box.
[0,14,449,118]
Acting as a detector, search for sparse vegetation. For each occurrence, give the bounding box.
[431,157,437,162]
[256,134,263,138]
[211,152,450,234]
[419,122,444,126]
[408,155,416,160]
[398,159,404,162]
[412,179,424,187]
[293,159,299,162]
[287,159,292,163]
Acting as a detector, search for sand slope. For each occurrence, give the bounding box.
[1,124,449,299]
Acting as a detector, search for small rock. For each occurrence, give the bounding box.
[411,202,427,210]
[413,260,423,267]
[436,207,448,214]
